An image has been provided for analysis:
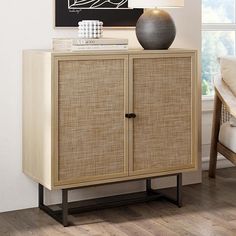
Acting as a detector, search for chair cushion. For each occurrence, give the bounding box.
[219,122,236,153]
[230,117,236,127]
[220,56,236,96]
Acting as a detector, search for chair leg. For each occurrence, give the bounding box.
[209,94,222,178]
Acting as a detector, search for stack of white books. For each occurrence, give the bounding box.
[52,38,129,51]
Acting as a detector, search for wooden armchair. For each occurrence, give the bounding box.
[209,76,236,178]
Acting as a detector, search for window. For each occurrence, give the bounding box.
[202,0,236,96]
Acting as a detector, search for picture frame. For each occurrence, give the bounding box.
[55,0,143,28]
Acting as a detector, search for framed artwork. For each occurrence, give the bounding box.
[55,0,143,28]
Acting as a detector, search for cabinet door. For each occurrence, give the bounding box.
[129,54,198,176]
[54,55,128,186]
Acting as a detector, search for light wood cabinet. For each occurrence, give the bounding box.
[23,49,199,190]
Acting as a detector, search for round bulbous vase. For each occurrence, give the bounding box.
[136,9,176,50]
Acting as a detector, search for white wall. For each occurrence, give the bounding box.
[0,0,201,212]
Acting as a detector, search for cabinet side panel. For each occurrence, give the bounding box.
[132,56,193,174]
[22,51,52,189]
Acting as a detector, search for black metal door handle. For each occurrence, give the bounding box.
[125,113,137,119]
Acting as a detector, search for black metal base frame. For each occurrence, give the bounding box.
[39,173,182,227]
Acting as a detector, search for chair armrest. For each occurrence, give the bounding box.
[214,76,236,117]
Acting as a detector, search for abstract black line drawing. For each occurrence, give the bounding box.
[68,0,128,9]
[55,0,143,27]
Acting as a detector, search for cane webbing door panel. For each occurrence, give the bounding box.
[129,54,197,175]
[54,55,128,185]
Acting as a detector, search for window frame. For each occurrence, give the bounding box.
[202,1,236,98]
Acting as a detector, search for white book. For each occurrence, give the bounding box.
[53,37,128,46]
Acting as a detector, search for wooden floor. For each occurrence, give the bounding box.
[1,168,236,236]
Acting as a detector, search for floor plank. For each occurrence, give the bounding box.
[1,168,236,236]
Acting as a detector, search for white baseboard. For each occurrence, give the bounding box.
[202,155,234,171]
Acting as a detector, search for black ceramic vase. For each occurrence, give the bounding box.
[136,9,176,50]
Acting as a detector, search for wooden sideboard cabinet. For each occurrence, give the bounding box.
[23,49,199,191]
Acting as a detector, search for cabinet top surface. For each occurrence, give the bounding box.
[23,48,198,56]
